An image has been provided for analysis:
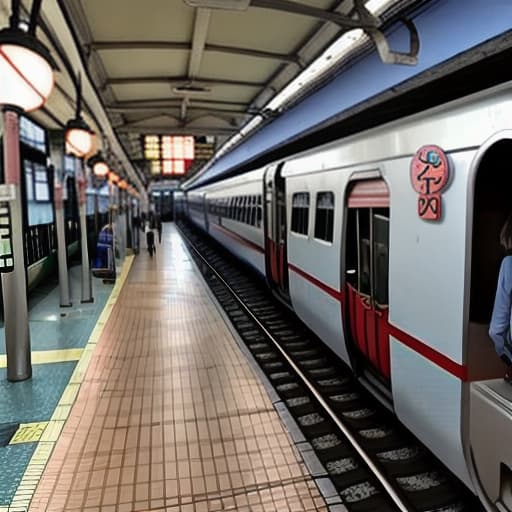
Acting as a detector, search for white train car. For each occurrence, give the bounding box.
[203,168,266,275]
[187,81,512,510]
[187,190,208,231]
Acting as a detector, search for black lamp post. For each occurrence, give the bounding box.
[0,0,55,381]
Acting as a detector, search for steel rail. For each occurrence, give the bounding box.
[179,226,411,512]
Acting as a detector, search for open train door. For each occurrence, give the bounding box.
[264,163,290,301]
[344,179,391,386]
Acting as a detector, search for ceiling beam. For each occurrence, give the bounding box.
[188,8,211,78]
[180,97,189,120]
[250,0,378,29]
[104,76,263,88]
[109,105,249,116]
[116,125,236,136]
[107,98,248,108]
[89,40,301,64]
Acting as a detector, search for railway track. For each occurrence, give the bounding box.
[177,220,484,512]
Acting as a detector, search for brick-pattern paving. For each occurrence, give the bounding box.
[28,225,328,511]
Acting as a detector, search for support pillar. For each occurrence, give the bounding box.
[49,131,71,308]
[77,160,92,303]
[118,188,126,261]
[108,177,117,279]
[126,191,132,250]
[1,109,31,381]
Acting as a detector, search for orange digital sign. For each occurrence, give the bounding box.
[144,135,195,177]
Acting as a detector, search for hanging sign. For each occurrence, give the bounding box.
[410,145,450,221]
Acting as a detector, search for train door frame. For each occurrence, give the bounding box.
[463,133,512,511]
[343,177,391,389]
[263,163,290,302]
[465,134,512,381]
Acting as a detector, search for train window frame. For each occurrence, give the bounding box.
[233,196,242,222]
[291,192,310,236]
[372,210,390,308]
[257,195,262,228]
[244,196,251,225]
[314,191,335,243]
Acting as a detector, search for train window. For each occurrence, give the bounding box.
[240,196,247,223]
[257,195,262,227]
[245,196,251,225]
[314,192,334,242]
[291,192,309,235]
[244,196,251,224]
[373,210,389,305]
[235,197,240,219]
[250,196,257,226]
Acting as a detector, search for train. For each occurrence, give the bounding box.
[183,80,512,511]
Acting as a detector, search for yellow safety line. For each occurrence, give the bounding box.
[2,255,135,512]
[0,349,83,369]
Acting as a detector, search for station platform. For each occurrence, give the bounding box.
[2,224,331,512]
[0,261,115,511]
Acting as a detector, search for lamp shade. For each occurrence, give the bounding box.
[0,29,54,111]
[65,118,94,157]
[93,161,109,178]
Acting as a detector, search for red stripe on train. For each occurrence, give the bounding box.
[211,222,265,254]
[288,263,343,301]
[288,262,468,381]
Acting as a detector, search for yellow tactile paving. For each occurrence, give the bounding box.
[9,423,49,445]
[0,348,83,368]
[5,255,135,512]
[23,225,328,512]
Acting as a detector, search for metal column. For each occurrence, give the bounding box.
[108,177,117,279]
[77,160,92,303]
[1,109,31,381]
[49,131,71,308]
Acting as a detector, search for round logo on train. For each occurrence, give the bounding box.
[410,145,450,221]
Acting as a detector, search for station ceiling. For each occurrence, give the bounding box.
[56,0,424,186]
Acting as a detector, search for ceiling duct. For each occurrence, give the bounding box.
[172,85,211,95]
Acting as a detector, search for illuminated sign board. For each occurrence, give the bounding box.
[144,135,194,177]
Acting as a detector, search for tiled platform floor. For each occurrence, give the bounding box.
[28,224,329,511]
[0,263,114,506]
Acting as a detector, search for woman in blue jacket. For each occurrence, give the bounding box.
[490,214,512,383]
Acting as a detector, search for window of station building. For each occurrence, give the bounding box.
[20,116,46,153]
[20,116,53,227]
[291,192,309,235]
[314,191,335,243]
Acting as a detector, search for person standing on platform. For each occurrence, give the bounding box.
[145,224,156,258]
[156,215,162,244]
[490,212,512,384]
